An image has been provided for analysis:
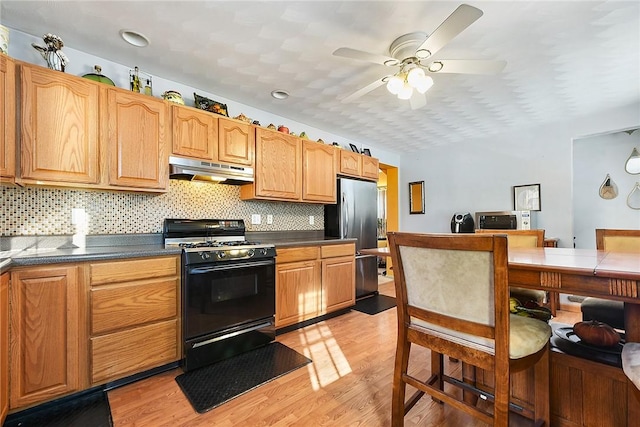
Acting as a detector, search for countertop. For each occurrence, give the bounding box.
[0,232,356,271]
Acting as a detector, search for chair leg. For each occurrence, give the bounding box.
[430,351,445,404]
[534,345,550,426]
[391,335,411,426]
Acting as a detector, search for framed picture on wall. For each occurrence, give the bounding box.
[513,184,541,211]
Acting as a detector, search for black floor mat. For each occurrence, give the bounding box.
[353,294,397,315]
[3,388,112,427]
[175,342,311,414]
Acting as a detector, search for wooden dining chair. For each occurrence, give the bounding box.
[388,232,551,426]
[622,342,640,403]
[581,229,640,330]
[475,229,553,314]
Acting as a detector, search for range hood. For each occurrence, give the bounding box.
[169,155,254,185]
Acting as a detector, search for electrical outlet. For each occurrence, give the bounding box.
[251,214,261,225]
[71,208,86,225]
[309,215,314,225]
[267,214,273,225]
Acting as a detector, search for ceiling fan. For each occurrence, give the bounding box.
[333,4,506,110]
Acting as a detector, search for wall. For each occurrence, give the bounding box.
[573,129,640,249]
[1,27,401,237]
[398,103,640,247]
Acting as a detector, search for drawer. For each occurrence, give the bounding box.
[276,246,320,263]
[321,243,355,259]
[91,319,179,384]
[90,256,179,286]
[91,278,178,335]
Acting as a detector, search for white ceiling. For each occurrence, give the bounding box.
[2,1,639,153]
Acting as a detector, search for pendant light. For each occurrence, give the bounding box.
[624,147,640,174]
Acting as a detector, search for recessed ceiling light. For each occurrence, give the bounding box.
[271,90,289,100]
[119,30,150,47]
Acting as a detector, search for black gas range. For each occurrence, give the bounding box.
[164,219,276,371]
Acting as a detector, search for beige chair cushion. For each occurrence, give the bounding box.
[412,314,551,360]
[604,236,640,253]
[622,342,640,391]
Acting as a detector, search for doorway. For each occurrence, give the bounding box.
[378,163,398,277]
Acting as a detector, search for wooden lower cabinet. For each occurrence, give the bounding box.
[9,265,86,409]
[275,243,355,328]
[475,349,640,426]
[88,256,181,385]
[1,272,9,424]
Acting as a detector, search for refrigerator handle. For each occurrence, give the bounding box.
[342,192,348,239]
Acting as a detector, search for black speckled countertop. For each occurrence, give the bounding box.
[1,231,356,272]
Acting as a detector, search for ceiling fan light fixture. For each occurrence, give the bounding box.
[407,67,425,87]
[415,75,434,94]
[386,75,405,95]
[397,83,413,100]
[383,59,401,67]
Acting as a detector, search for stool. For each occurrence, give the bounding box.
[580,297,625,330]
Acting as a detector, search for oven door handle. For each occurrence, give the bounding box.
[188,259,274,274]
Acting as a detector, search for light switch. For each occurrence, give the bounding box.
[267,214,273,224]
[309,215,314,225]
[251,214,261,225]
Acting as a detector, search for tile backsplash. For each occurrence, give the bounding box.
[1,181,324,236]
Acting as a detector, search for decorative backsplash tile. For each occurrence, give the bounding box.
[1,181,324,236]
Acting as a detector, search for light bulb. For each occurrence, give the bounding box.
[397,83,413,100]
[415,75,434,94]
[386,75,404,95]
[407,67,425,88]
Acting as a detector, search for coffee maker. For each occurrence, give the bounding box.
[451,212,475,233]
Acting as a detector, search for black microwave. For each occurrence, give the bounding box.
[475,211,535,230]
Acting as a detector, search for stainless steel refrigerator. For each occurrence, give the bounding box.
[324,178,379,299]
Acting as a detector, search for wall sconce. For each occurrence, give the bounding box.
[624,147,640,174]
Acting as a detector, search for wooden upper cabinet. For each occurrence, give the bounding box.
[0,55,16,182]
[171,105,217,161]
[19,62,99,184]
[218,117,254,167]
[242,127,301,201]
[339,150,361,177]
[361,155,379,180]
[302,140,336,203]
[106,88,169,190]
[339,150,378,182]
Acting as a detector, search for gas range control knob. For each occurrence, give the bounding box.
[247,248,255,257]
[260,248,269,256]
[217,251,226,259]
[200,252,210,260]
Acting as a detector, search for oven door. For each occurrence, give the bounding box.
[183,258,275,341]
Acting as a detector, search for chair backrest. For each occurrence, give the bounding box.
[388,232,510,359]
[596,229,640,253]
[476,228,545,248]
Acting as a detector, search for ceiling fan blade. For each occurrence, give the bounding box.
[409,93,427,110]
[415,4,483,58]
[427,59,507,74]
[341,77,388,103]
[333,47,398,66]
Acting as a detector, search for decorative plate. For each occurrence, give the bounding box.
[554,327,624,354]
[194,93,228,117]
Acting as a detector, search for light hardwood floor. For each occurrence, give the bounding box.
[108,277,579,426]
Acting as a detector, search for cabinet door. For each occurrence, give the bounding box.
[339,150,361,177]
[9,265,85,408]
[361,155,379,181]
[0,55,15,182]
[218,117,254,166]
[107,89,169,190]
[171,105,217,161]
[302,141,336,203]
[322,256,355,313]
[275,260,321,328]
[253,128,301,200]
[1,273,8,424]
[20,63,99,184]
